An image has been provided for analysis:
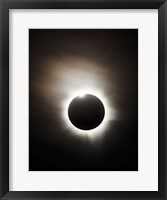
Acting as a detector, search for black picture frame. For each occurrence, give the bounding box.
[0,0,166,199]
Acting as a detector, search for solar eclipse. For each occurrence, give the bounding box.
[29,29,138,171]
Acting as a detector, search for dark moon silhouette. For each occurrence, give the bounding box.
[68,94,105,130]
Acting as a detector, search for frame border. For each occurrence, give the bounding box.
[0,0,166,199]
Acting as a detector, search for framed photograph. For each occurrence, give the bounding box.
[0,0,166,199]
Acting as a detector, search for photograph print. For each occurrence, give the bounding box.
[29,29,138,171]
